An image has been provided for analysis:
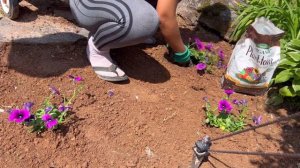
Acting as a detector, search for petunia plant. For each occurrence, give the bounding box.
[204,89,248,132]
[189,37,225,74]
[4,75,84,133]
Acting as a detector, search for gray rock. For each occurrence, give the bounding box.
[177,0,244,41]
[177,0,201,26]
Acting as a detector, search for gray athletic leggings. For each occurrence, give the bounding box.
[70,0,159,50]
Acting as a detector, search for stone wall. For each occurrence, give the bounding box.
[177,0,244,41]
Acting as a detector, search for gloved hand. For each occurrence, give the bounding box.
[166,45,193,67]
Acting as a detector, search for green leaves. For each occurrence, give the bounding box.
[275,69,300,97]
[6,78,84,134]
[204,98,247,132]
[205,109,247,132]
[279,86,296,97]
[287,52,300,62]
[275,69,294,83]
[289,39,300,50]
[295,69,300,77]
[292,77,300,92]
[232,1,300,100]
[189,41,224,74]
[276,40,300,98]
[231,0,299,42]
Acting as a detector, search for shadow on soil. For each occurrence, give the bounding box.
[249,99,300,167]
[6,32,171,83]
[112,45,171,83]
[53,111,84,137]
[5,34,89,78]
[31,112,84,138]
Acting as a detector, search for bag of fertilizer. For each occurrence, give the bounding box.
[222,17,285,95]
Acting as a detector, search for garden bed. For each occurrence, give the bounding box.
[0,8,299,168]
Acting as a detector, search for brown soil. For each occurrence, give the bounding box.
[0,4,299,168]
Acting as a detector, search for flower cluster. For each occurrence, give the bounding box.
[204,89,263,132]
[204,89,248,132]
[4,75,84,133]
[190,37,226,74]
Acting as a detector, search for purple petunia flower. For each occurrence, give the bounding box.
[224,89,234,97]
[218,50,225,60]
[74,76,83,82]
[205,43,213,51]
[58,104,71,112]
[252,115,262,125]
[8,109,31,123]
[23,102,34,111]
[232,99,239,105]
[6,109,12,114]
[42,114,58,129]
[239,99,248,106]
[107,89,115,97]
[218,99,232,113]
[217,60,223,69]
[58,104,65,112]
[196,62,207,71]
[24,114,35,123]
[203,97,208,102]
[195,37,205,51]
[69,75,83,83]
[45,106,53,113]
[49,86,60,95]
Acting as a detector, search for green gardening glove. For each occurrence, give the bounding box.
[166,44,193,67]
[173,45,191,63]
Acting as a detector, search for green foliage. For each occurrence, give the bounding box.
[276,39,300,97]
[190,48,222,73]
[188,38,225,74]
[231,0,300,41]
[28,84,83,133]
[5,78,84,134]
[274,69,294,84]
[231,0,300,102]
[204,95,248,132]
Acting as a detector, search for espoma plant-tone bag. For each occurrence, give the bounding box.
[222,17,285,95]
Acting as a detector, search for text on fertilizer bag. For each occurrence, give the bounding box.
[246,45,280,66]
